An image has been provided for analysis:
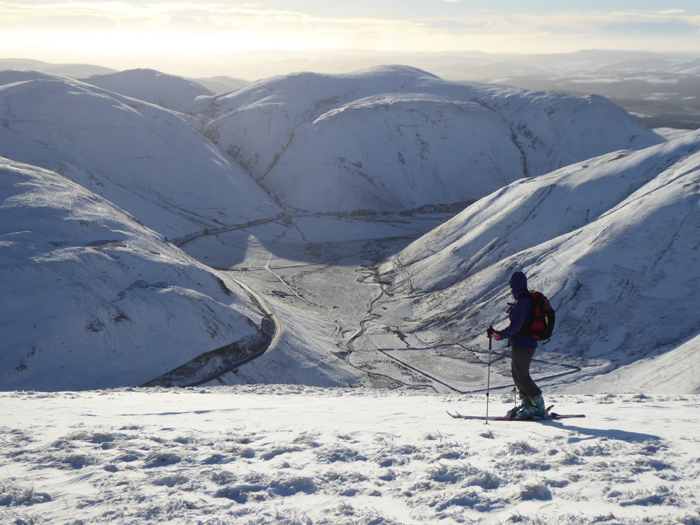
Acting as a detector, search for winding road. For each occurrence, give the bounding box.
[147,211,583,392]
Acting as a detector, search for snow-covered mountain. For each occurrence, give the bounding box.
[0,64,694,394]
[0,71,281,239]
[0,157,273,391]
[0,58,116,77]
[2,60,700,525]
[374,131,700,393]
[195,65,663,213]
[80,68,214,113]
[0,69,68,85]
[191,75,249,95]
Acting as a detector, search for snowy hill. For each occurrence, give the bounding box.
[0,65,693,395]
[0,58,116,77]
[0,72,281,240]
[374,131,700,393]
[0,69,69,85]
[2,60,700,525]
[80,68,214,113]
[191,75,249,95]
[194,65,663,213]
[0,157,274,391]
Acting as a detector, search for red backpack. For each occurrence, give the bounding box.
[526,290,556,341]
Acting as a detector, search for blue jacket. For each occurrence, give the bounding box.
[496,272,537,349]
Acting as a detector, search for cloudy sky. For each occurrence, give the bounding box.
[0,0,699,59]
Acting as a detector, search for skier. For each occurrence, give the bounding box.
[487,271,545,418]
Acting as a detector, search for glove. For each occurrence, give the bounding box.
[487,326,502,340]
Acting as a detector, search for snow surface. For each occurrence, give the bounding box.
[0,58,116,78]
[195,66,663,213]
[0,71,282,239]
[1,388,699,525]
[374,130,700,393]
[0,64,695,395]
[0,157,270,390]
[2,61,700,524]
[653,128,697,142]
[192,76,250,95]
[80,68,214,113]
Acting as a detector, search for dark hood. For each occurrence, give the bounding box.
[509,272,529,299]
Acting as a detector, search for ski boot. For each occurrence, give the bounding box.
[518,395,547,419]
[505,395,532,418]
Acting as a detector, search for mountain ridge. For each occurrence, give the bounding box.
[197,65,663,213]
[1,64,695,392]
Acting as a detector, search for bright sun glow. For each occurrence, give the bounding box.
[1,31,318,56]
[1,1,700,58]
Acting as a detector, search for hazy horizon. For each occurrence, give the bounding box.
[3,46,700,80]
[1,1,699,72]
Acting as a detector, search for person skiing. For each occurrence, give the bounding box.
[487,271,545,418]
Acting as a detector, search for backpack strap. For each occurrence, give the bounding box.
[514,292,536,339]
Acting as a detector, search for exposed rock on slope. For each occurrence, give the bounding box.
[195,65,663,213]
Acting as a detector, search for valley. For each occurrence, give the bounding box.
[1,52,700,525]
[170,211,598,395]
[0,64,697,395]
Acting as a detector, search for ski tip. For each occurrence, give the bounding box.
[553,413,586,419]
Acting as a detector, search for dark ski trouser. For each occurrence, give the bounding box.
[511,346,542,399]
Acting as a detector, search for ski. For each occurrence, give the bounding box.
[447,410,585,421]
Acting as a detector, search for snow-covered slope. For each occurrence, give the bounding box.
[0,58,116,77]
[374,131,700,392]
[0,72,281,239]
[0,66,690,394]
[0,69,67,86]
[2,388,700,525]
[80,68,214,113]
[191,75,249,95]
[0,157,270,391]
[195,66,663,213]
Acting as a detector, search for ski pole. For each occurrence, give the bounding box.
[485,327,493,424]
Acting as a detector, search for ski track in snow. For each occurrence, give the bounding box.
[1,388,699,525]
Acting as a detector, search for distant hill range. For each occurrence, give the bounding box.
[5,50,700,128]
[1,61,696,392]
[79,68,215,113]
[0,58,117,78]
[195,65,662,213]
